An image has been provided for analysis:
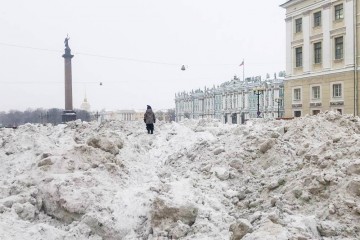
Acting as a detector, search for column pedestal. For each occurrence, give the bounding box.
[62,110,76,122]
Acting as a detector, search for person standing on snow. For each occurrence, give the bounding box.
[144,105,156,134]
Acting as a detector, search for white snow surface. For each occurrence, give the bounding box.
[0,111,360,239]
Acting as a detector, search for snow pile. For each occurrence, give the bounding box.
[0,112,359,239]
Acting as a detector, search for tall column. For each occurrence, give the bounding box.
[62,36,76,122]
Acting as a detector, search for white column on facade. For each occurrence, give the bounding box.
[285,17,293,76]
[242,92,245,108]
[238,92,242,110]
[233,94,236,109]
[244,93,249,109]
[303,11,311,73]
[263,92,266,112]
[223,95,225,111]
[323,3,332,70]
[236,93,239,109]
[345,0,354,66]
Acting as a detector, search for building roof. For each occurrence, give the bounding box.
[280,0,302,8]
[117,110,136,113]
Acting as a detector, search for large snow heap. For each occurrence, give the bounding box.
[0,111,359,239]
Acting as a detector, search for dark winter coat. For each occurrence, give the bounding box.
[144,109,156,124]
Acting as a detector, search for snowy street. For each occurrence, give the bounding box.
[0,112,360,239]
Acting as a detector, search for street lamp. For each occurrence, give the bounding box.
[253,86,265,118]
[275,98,283,118]
[94,111,100,122]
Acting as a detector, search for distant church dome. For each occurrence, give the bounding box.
[80,97,91,111]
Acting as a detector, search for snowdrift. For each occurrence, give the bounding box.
[0,112,359,239]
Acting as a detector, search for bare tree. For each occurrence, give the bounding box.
[167,109,176,122]
[156,110,164,121]
[0,108,91,127]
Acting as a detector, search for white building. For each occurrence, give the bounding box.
[100,110,137,121]
[175,75,284,123]
[80,96,91,112]
[99,109,172,122]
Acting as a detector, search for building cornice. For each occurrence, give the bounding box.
[303,10,311,16]
[285,67,356,81]
[291,39,304,46]
[330,27,346,37]
[310,33,324,42]
[284,1,331,17]
[285,16,293,22]
[280,0,304,9]
[322,2,332,9]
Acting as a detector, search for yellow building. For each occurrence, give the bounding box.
[281,0,360,117]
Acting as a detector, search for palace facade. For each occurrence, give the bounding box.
[281,0,360,117]
[175,76,284,123]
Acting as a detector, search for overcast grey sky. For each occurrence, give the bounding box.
[0,0,286,112]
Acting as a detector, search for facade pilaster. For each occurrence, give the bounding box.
[345,0,355,66]
[285,17,293,76]
[322,3,332,70]
[303,11,311,73]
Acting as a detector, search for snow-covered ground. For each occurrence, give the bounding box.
[0,111,359,239]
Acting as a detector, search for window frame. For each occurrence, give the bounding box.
[311,86,321,100]
[314,42,322,64]
[293,88,301,101]
[295,47,303,67]
[335,4,344,20]
[335,36,344,60]
[294,111,302,117]
[295,18,302,33]
[312,110,321,115]
[332,83,342,98]
[314,11,321,27]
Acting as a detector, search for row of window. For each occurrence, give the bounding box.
[295,3,343,33]
[293,83,342,101]
[295,36,343,67]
